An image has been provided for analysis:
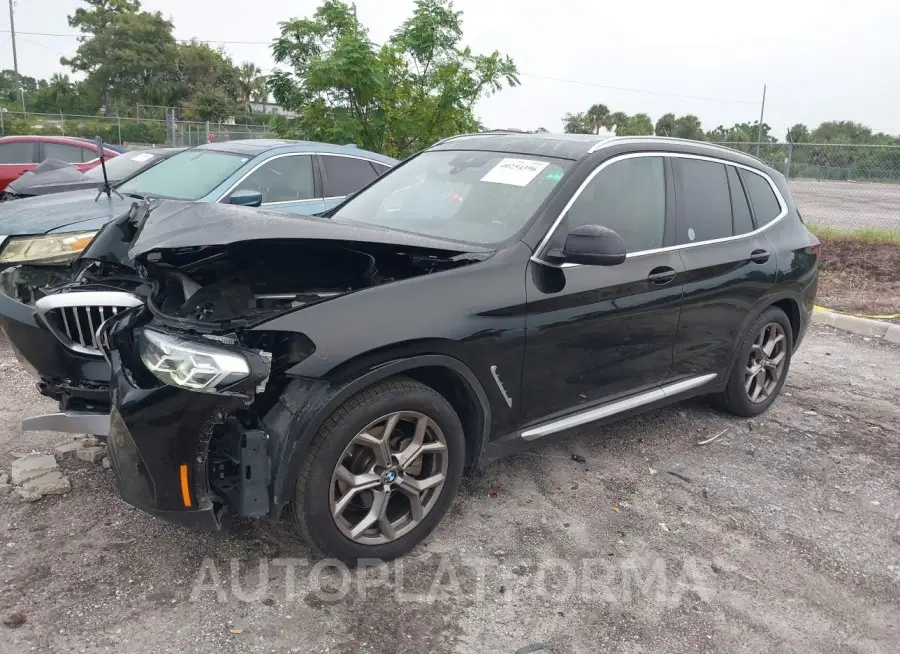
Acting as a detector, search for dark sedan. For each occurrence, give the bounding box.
[9,133,819,563]
[1,147,182,200]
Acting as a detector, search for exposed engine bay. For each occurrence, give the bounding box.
[141,239,482,328]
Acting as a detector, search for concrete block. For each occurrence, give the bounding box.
[76,446,107,463]
[10,454,58,485]
[18,471,70,496]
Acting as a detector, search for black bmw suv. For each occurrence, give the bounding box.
[17,133,819,563]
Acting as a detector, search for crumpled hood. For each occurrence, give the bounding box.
[129,200,492,259]
[0,188,131,235]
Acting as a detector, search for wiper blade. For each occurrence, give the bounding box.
[124,192,146,200]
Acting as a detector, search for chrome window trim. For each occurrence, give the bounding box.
[531,151,789,269]
[217,151,391,204]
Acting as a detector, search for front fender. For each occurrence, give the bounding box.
[262,354,492,517]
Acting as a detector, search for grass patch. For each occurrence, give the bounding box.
[806,223,900,245]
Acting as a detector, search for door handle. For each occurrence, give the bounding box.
[750,249,771,264]
[647,266,677,285]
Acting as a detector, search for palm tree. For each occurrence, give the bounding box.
[585,104,610,134]
[237,62,264,109]
[250,78,268,104]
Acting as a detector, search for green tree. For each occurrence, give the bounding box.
[63,0,176,108]
[607,111,628,133]
[269,0,519,157]
[563,112,591,134]
[618,113,653,136]
[654,112,676,137]
[182,85,238,122]
[237,61,267,107]
[672,114,704,140]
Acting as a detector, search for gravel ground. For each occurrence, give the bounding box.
[0,325,898,654]
[790,179,900,231]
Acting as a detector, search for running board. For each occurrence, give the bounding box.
[520,373,717,441]
[22,411,111,436]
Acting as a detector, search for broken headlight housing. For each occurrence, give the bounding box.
[138,329,250,391]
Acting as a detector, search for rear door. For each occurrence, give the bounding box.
[318,154,383,210]
[671,156,780,382]
[0,140,38,190]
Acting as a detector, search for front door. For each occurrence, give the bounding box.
[521,154,683,424]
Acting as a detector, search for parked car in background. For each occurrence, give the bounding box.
[9,133,819,561]
[0,135,122,190]
[0,139,397,419]
[1,147,184,201]
[0,139,396,273]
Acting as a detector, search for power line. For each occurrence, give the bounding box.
[0,28,765,106]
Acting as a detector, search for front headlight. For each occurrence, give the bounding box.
[0,232,98,265]
[138,329,250,391]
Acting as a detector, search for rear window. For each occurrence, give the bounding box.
[740,170,782,226]
[726,166,755,235]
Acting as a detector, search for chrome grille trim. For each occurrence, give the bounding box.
[35,291,143,357]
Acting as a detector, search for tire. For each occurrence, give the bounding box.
[290,377,465,564]
[716,306,794,417]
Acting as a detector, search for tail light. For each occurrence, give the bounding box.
[809,239,821,260]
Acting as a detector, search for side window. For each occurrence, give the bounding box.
[726,166,754,235]
[674,158,732,245]
[564,156,666,253]
[0,141,35,164]
[232,155,314,204]
[740,169,782,227]
[321,155,379,197]
[371,162,392,176]
[43,142,90,163]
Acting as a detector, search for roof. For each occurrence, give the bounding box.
[429,132,771,169]
[0,134,122,153]
[431,131,611,160]
[197,139,398,164]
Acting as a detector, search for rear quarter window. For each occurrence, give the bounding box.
[740,169,782,227]
[674,158,733,245]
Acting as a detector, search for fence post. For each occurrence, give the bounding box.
[117,114,122,144]
[784,141,793,179]
[60,111,65,136]
[1,110,4,136]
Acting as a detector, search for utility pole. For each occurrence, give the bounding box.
[755,84,766,157]
[7,0,24,112]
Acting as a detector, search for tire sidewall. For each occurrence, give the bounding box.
[728,306,794,416]
[300,385,465,564]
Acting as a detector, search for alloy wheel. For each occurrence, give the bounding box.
[744,322,787,403]
[329,411,449,545]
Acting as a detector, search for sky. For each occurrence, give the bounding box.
[2,0,899,138]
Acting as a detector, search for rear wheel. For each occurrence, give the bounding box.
[291,378,465,564]
[717,306,793,417]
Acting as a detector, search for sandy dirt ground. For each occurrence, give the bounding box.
[0,324,897,654]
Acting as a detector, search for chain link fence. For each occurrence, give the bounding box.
[715,141,900,233]
[0,110,278,149]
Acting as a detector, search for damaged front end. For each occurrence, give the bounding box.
[98,205,488,529]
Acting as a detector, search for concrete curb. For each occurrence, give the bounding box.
[812,309,900,344]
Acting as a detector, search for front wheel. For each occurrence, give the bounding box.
[716,306,794,417]
[290,378,465,564]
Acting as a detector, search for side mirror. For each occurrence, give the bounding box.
[548,224,626,266]
[228,189,263,208]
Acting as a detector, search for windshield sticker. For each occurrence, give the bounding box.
[131,153,154,162]
[545,170,564,181]
[480,158,550,186]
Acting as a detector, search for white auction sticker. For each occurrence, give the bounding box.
[480,158,549,186]
[131,153,154,162]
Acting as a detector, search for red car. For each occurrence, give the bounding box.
[0,135,121,191]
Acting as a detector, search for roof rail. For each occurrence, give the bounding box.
[589,135,768,164]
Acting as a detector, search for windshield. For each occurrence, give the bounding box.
[332,150,571,246]
[84,151,164,182]
[117,149,250,200]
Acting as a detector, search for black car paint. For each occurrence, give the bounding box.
[27,134,820,530]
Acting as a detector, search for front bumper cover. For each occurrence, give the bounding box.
[105,317,271,530]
